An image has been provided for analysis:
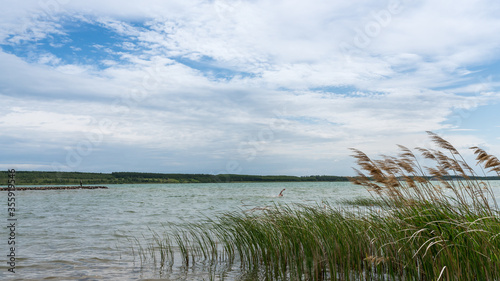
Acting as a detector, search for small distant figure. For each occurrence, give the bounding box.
[80,180,83,187]
[278,188,286,197]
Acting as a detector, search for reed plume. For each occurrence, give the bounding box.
[138,132,500,280]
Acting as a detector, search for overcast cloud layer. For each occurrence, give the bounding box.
[1,0,499,176]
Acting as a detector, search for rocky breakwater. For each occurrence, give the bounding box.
[0,186,108,191]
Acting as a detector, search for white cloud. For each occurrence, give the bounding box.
[1,0,500,175]
[37,52,62,65]
[0,164,56,171]
[0,108,92,133]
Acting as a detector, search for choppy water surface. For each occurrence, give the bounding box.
[0,181,499,280]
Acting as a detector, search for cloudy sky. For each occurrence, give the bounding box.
[1,0,499,176]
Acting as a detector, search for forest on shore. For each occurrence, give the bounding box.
[0,171,349,185]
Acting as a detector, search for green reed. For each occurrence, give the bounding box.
[141,132,500,280]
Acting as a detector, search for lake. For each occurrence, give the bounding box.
[0,181,499,280]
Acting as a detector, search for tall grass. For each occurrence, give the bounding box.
[141,132,500,280]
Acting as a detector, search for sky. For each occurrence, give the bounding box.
[0,0,499,176]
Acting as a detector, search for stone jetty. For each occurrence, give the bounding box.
[0,186,108,191]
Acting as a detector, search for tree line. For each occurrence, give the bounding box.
[0,171,350,185]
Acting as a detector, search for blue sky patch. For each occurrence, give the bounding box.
[173,55,255,80]
[1,18,141,68]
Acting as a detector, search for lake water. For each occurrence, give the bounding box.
[0,181,499,280]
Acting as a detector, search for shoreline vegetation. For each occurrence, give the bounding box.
[137,132,500,280]
[0,171,350,185]
[1,171,499,186]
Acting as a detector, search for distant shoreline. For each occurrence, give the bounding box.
[1,171,499,186]
[0,171,349,185]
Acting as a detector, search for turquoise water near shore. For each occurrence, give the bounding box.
[0,181,499,280]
